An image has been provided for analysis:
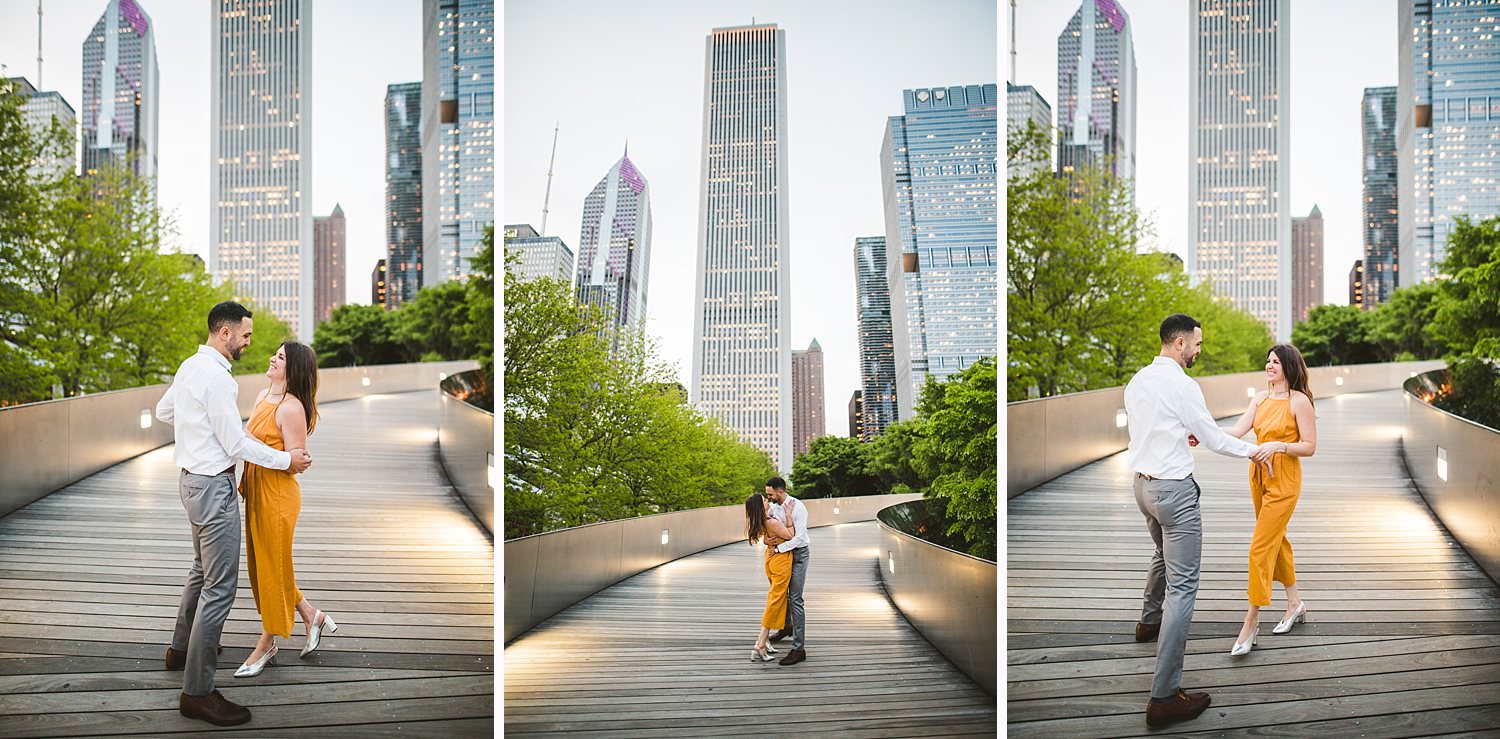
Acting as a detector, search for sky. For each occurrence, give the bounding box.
[504,0,998,438]
[1012,0,1398,306]
[0,0,423,308]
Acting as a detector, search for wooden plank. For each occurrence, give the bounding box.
[0,391,494,736]
[1006,390,1500,735]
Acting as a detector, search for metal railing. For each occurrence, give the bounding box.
[504,493,922,643]
[439,370,494,536]
[876,499,996,695]
[1008,360,1444,497]
[0,360,478,519]
[1402,369,1500,584]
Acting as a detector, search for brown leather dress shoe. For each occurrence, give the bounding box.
[769,629,792,643]
[1134,622,1161,642]
[180,690,251,726]
[165,645,223,670]
[778,648,806,666]
[1145,689,1211,728]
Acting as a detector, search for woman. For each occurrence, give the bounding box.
[1221,344,1318,656]
[234,341,340,678]
[745,493,795,663]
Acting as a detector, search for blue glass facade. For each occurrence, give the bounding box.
[854,236,897,441]
[1363,86,1398,306]
[880,83,998,419]
[386,82,423,307]
[423,0,494,285]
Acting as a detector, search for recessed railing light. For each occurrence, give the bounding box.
[361,376,371,387]
[887,550,895,574]
[139,410,151,429]
[1246,386,1256,398]
[1437,446,1447,482]
[661,529,670,545]
[1116,409,1128,428]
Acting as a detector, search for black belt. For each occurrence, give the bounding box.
[183,466,236,477]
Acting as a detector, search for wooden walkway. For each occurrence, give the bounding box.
[1007,389,1500,736]
[0,391,494,737]
[504,521,997,736]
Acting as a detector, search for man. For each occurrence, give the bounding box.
[155,302,313,726]
[764,476,809,665]
[1125,313,1275,728]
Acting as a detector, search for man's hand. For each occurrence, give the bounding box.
[1251,443,1276,476]
[288,448,313,474]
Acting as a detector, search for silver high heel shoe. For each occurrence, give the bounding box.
[233,644,277,678]
[1273,601,1308,634]
[300,610,338,657]
[750,647,775,662]
[1230,627,1259,656]
[763,643,778,655]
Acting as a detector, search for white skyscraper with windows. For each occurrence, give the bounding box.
[211,0,314,340]
[691,23,792,471]
[1189,0,1291,341]
[576,153,652,338]
[81,0,159,188]
[1056,0,1136,189]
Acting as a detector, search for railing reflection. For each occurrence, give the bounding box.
[439,369,495,535]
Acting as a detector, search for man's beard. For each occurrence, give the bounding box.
[229,345,244,361]
[1184,353,1196,369]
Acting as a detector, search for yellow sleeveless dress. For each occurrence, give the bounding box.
[1247,395,1303,606]
[761,518,794,629]
[241,397,304,638]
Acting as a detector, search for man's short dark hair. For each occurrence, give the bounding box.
[1159,313,1201,345]
[208,301,253,335]
[766,476,787,491]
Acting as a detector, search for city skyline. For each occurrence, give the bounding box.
[0,0,424,314]
[1013,0,1398,309]
[576,153,652,340]
[505,0,996,438]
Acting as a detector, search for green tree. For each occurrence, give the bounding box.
[1368,282,1445,360]
[467,226,495,379]
[312,304,409,367]
[868,419,928,496]
[1430,216,1500,360]
[1291,304,1381,366]
[791,436,878,499]
[397,280,476,361]
[912,358,997,561]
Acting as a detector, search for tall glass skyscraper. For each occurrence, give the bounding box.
[1056,0,1136,190]
[691,23,792,471]
[1399,0,1500,285]
[880,83,999,420]
[504,224,573,283]
[211,0,314,340]
[8,77,76,180]
[1363,86,1398,307]
[854,236,897,441]
[1006,82,1052,178]
[385,82,423,307]
[1189,0,1291,340]
[576,153,652,338]
[423,0,494,285]
[81,0,158,188]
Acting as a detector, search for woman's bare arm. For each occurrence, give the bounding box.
[275,397,309,472]
[1279,393,1318,458]
[1222,395,1262,439]
[764,513,792,540]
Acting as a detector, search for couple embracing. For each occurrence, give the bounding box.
[156,302,340,726]
[1127,313,1319,728]
[743,477,809,666]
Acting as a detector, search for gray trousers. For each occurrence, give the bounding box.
[171,469,240,697]
[1134,474,1203,701]
[781,546,809,650]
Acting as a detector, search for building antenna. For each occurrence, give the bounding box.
[541,121,559,236]
[1009,0,1017,84]
[37,0,44,88]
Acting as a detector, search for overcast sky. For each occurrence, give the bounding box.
[504,0,997,437]
[1011,0,1398,305]
[0,0,422,307]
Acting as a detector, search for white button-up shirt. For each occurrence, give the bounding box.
[1125,356,1257,479]
[774,495,810,553]
[155,345,290,474]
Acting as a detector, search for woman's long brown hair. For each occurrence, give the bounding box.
[745,494,766,546]
[281,341,320,433]
[1270,344,1313,408]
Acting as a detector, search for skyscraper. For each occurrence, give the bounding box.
[372,259,387,307]
[791,339,825,462]
[81,0,158,187]
[1056,0,1136,189]
[1349,259,1365,307]
[211,0,314,340]
[1363,86,1399,307]
[1291,205,1323,326]
[848,390,863,441]
[1399,0,1500,286]
[854,236,897,440]
[691,23,792,470]
[504,223,573,283]
[1189,0,1291,340]
[1006,82,1052,178]
[386,82,423,307]
[313,204,346,326]
[7,77,75,180]
[422,0,494,285]
[881,83,999,420]
[576,153,652,337]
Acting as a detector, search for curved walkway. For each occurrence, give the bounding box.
[504,521,996,737]
[1007,389,1500,736]
[0,391,494,737]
